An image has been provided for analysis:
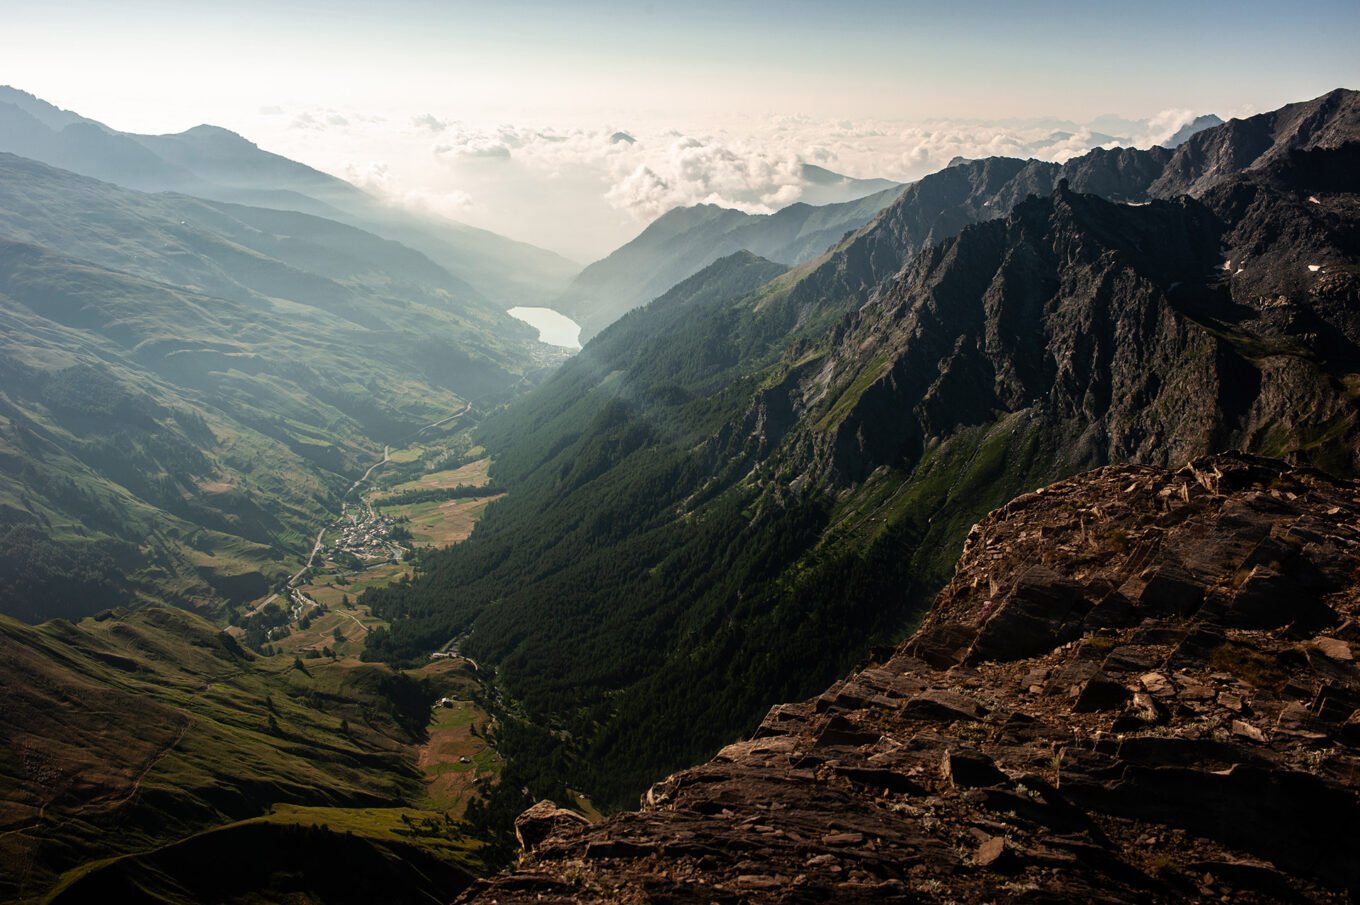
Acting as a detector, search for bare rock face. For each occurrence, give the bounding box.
[461,454,1360,903]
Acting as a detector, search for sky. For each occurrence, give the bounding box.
[3,0,1357,260]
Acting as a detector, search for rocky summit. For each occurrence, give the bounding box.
[461,453,1360,903]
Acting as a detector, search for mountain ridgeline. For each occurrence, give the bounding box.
[554,183,905,341]
[0,86,579,307]
[362,89,1360,816]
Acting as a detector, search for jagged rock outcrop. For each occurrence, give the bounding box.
[462,454,1360,903]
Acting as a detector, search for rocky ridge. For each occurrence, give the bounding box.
[783,134,1360,492]
[462,454,1360,903]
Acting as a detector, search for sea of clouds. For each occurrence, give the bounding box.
[256,104,1222,261]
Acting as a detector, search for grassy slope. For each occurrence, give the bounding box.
[0,607,487,904]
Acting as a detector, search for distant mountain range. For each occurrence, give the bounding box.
[548,115,1232,341]
[796,163,901,205]
[0,87,579,307]
[554,184,906,340]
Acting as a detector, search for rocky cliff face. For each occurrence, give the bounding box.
[461,454,1360,902]
[729,91,1358,482]
[792,135,1360,490]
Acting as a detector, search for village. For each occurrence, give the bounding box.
[326,501,405,567]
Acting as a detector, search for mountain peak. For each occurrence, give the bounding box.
[178,123,255,144]
[1162,113,1225,148]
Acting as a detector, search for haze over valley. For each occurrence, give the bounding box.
[1,2,1359,903]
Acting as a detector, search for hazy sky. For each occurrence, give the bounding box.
[3,0,1357,259]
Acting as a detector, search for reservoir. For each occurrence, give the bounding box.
[508,307,582,349]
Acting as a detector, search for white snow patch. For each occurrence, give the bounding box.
[1308,264,1322,273]
[1309,196,1321,204]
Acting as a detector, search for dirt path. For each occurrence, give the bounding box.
[2,713,190,842]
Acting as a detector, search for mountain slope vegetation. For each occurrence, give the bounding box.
[0,606,482,904]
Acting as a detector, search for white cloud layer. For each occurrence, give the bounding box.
[247,105,1220,261]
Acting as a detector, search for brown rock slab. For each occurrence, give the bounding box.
[1231,720,1267,744]
[1313,636,1354,661]
[975,835,1009,869]
[1072,673,1132,713]
[820,832,864,846]
[901,688,985,722]
[1139,672,1174,696]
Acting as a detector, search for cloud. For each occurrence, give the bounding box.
[260,102,1222,259]
[413,113,449,133]
[288,108,357,131]
[425,123,810,220]
[417,112,1183,225]
[399,188,475,218]
[602,135,806,220]
[343,161,392,191]
[1141,108,1198,145]
[259,105,285,116]
[435,140,512,160]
